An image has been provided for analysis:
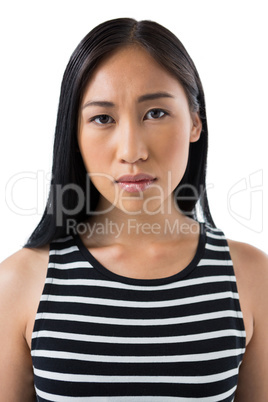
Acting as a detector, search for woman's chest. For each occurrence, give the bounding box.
[31,267,245,401]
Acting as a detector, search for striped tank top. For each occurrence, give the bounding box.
[31,223,246,401]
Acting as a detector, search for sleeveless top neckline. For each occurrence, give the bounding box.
[31,222,246,402]
[73,222,206,286]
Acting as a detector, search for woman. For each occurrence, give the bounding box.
[0,18,267,401]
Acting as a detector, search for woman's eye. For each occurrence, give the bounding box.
[145,109,167,120]
[90,115,114,125]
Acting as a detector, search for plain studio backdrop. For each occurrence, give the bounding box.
[0,0,267,261]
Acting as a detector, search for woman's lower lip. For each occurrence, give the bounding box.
[117,179,155,193]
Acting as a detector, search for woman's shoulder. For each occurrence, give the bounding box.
[227,238,268,345]
[225,239,268,398]
[0,246,49,400]
[227,238,268,279]
[0,245,49,340]
[204,223,268,275]
[227,238,268,306]
[0,244,49,287]
[0,244,49,303]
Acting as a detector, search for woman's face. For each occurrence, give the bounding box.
[78,45,201,216]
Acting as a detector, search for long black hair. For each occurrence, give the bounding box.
[24,18,215,248]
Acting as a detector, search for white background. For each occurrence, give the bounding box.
[0,0,267,261]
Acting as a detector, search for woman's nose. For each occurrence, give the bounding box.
[116,120,149,164]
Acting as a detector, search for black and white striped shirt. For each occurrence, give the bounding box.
[31,223,246,401]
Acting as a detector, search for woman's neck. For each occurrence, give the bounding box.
[79,196,198,247]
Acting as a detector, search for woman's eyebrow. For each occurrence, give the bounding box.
[82,100,115,110]
[137,91,175,102]
[82,92,174,110]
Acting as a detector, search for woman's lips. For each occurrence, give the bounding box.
[116,174,156,193]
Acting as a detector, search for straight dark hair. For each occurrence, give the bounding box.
[25,18,215,248]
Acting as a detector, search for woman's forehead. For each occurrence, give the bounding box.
[81,45,185,103]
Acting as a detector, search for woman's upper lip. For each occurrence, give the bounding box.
[116,173,156,182]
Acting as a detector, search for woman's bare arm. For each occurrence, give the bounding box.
[0,246,48,402]
[228,240,268,401]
